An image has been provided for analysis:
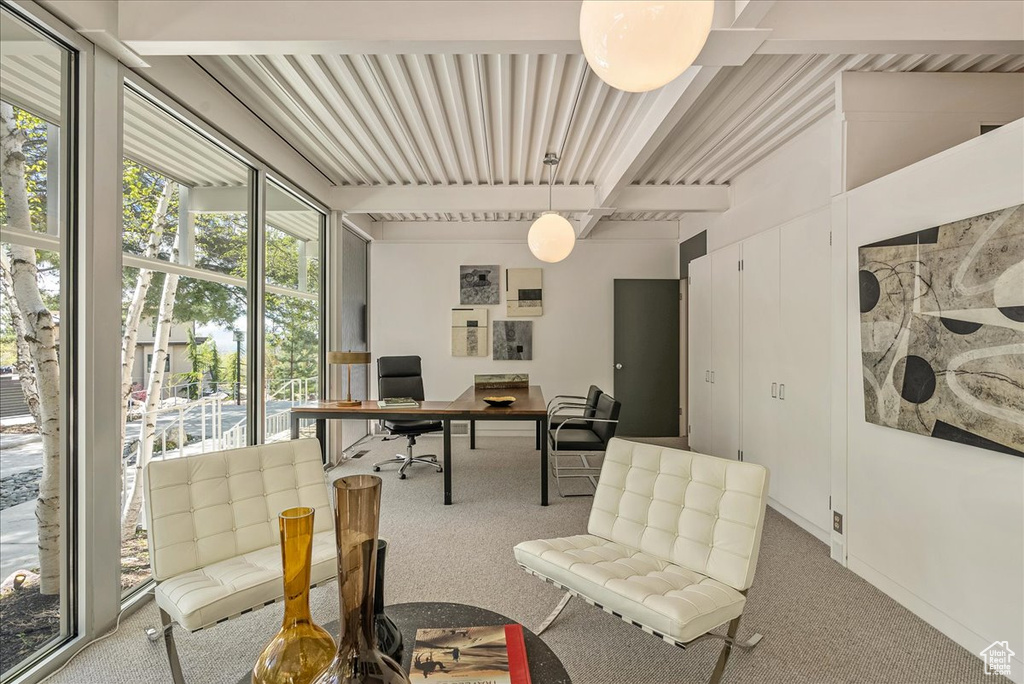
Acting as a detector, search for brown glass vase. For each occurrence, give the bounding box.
[253,507,336,684]
[310,476,410,684]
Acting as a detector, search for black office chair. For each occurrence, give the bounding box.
[372,356,443,480]
[548,393,622,496]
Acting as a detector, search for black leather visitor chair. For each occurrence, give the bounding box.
[372,355,443,479]
[548,392,621,496]
[547,384,603,429]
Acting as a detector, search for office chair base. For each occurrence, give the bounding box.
[373,453,443,478]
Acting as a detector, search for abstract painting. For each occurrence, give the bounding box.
[507,268,543,316]
[460,265,500,305]
[452,308,488,357]
[493,320,533,361]
[858,204,1023,456]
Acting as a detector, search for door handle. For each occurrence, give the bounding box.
[779,383,785,400]
[615,363,623,370]
[705,370,710,383]
[710,370,715,383]
[771,382,777,398]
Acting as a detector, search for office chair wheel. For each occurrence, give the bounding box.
[372,466,381,472]
[399,473,407,480]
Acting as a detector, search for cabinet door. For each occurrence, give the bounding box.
[741,228,781,483]
[687,255,713,454]
[711,243,741,460]
[779,213,831,533]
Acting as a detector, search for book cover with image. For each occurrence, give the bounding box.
[410,624,530,684]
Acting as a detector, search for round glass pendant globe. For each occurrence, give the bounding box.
[528,213,576,263]
[579,0,715,93]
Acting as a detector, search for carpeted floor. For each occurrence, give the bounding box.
[46,436,1005,684]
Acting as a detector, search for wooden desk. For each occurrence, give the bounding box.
[290,386,550,505]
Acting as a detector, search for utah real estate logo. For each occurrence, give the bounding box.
[980,641,1015,677]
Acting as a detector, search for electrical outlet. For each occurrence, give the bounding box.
[833,511,843,534]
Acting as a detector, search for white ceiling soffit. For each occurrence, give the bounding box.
[634,52,1024,187]
[196,53,655,187]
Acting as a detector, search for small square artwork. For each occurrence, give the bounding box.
[493,320,533,361]
[858,203,1023,456]
[507,268,542,316]
[460,265,500,305]
[452,308,488,357]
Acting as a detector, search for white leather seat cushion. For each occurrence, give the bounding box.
[514,534,745,644]
[156,530,336,631]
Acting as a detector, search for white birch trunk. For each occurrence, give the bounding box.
[140,233,181,468]
[1,102,62,594]
[1,250,41,422]
[119,183,173,526]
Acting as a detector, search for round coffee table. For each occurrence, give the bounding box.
[236,602,571,683]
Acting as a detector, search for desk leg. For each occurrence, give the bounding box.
[291,414,300,440]
[469,420,476,450]
[316,419,327,465]
[535,421,540,450]
[443,419,452,506]
[540,417,548,506]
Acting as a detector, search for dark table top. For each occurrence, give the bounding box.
[237,601,570,684]
[447,385,548,416]
[290,386,548,418]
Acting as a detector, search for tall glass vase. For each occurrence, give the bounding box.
[311,476,410,684]
[253,507,336,684]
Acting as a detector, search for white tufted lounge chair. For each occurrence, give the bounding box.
[514,438,769,684]
[143,439,335,683]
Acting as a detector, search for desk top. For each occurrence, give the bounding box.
[447,384,547,415]
[290,385,547,417]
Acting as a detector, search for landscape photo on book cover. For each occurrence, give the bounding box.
[411,625,510,682]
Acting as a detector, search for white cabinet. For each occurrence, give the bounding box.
[741,229,781,482]
[688,218,831,537]
[711,243,741,460]
[778,215,831,532]
[687,255,712,454]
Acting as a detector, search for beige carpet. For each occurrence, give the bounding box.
[46,436,1005,684]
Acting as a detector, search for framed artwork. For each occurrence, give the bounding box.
[460,265,500,305]
[506,268,542,316]
[858,203,1023,456]
[451,308,488,357]
[493,320,533,361]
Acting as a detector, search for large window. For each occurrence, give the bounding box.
[264,181,323,442]
[118,87,253,596]
[0,6,76,677]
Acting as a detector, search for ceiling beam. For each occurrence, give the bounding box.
[327,184,729,214]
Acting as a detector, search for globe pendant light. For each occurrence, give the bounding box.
[580,0,715,93]
[528,154,576,263]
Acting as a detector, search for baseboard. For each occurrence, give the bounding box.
[849,555,1023,684]
[767,497,830,545]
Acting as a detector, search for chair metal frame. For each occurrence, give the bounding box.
[547,413,619,497]
[373,432,442,479]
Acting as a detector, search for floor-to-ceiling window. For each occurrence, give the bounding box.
[118,85,253,596]
[264,181,323,442]
[0,5,76,677]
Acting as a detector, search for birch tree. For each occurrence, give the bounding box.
[1,250,40,423]
[0,102,62,594]
[140,236,181,467]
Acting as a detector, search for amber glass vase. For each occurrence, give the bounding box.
[253,507,336,684]
[310,476,410,684]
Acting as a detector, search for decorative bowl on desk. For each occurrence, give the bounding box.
[483,396,516,407]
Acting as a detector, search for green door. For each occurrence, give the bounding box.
[613,279,680,437]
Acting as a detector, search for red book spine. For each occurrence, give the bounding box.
[505,624,531,684]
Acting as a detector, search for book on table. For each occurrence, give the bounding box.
[410,624,530,684]
[377,397,419,408]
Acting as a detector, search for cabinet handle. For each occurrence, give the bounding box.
[711,370,715,383]
[705,370,710,383]
[779,383,785,400]
[771,382,777,398]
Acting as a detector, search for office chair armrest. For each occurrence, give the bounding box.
[546,394,586,411]
[548,401,588,417]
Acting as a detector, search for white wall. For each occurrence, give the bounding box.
[838,120,1024,681]
[369,237,679,432]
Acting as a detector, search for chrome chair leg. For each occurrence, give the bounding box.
[708,615,743,684]
[536,592,572,635]
[159,608,186,684]
[373,438,443,479]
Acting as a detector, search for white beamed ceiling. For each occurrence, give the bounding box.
[634,52,1024,187]
[197,53,654,188]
